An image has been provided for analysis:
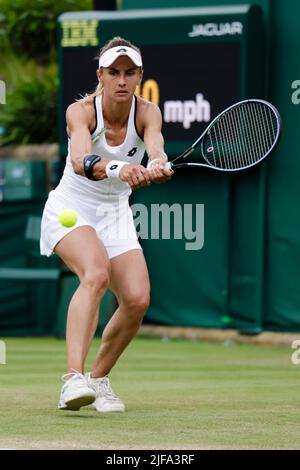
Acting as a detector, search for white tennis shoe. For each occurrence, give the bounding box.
[86,373,125,413]
[58,369,96,410]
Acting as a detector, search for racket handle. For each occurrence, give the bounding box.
[164,161,173,171]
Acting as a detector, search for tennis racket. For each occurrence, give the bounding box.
[165,99,282,172]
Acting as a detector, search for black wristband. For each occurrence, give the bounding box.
[83,154,102,180]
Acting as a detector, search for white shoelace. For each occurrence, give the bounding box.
[61,368,88,388]
[94,377,118,400]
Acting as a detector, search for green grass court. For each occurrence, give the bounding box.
[0,336,300,450]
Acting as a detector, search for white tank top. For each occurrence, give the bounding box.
[55,95,145,203]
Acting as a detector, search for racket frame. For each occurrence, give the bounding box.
[168,99,282,172]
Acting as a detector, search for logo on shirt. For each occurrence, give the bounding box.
[127,147,137,157]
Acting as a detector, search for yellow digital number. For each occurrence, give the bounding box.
[136,80,160,105]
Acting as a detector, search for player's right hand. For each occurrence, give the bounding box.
[147,158,174,183]
[119,164,151,189]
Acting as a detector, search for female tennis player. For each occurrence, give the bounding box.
[40,37,173,413]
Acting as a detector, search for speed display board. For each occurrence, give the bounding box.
[58,5,264,157]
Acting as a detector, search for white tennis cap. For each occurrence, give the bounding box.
[99,46,143,68]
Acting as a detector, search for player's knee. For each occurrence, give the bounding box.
[136,294,150,314]
[123,290,150,316]
[81,268,110,297]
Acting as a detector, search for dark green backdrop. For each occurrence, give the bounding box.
[1,0,299,335]
[123,0,300,332]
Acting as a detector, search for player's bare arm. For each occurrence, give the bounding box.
[67,100,109,178]
[141,101,174,183]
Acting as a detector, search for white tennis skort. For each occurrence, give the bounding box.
[40,189,142,259]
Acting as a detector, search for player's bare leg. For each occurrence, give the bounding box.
[55,226,110,373]
[92,249,150,377]
[86,249,150,412]
[54,226,110,410]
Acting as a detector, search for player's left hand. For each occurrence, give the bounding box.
[147,157,174,184]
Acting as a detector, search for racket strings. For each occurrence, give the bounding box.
[203,102,279,170]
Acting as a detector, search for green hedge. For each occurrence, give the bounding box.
[0,0,93,64]
[0,0,93,144]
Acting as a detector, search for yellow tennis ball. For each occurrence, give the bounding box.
[58,209,78,227]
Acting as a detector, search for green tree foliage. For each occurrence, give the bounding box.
[0,0,93,144]
[0,65,58,144]
[0,0,92,64]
